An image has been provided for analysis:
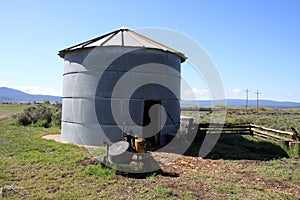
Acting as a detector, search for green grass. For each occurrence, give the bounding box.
[1,115,300,199]
[192,157,300,199]
[146,173,160,182]
[0,117,114,199]
[181,192,198,200]
[0,103,28,114]
[188,134,291,160]
[182,107,300,132]
[257,158,300,185]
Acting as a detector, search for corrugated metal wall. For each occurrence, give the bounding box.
[62,46,181,146]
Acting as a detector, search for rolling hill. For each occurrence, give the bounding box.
[181,99,300,108]
[1,87,299,108]
[0,87,61,103]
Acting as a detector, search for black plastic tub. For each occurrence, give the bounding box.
[108,141,133,164]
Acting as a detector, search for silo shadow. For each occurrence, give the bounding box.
[184,131,289,161]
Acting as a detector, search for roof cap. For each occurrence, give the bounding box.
[58,28,186,62]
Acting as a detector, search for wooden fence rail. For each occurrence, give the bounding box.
[188,123,299,145]
[197,123,251,135]
[250,124,294,136]
[249,124,297,146]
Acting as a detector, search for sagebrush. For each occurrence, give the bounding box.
[14,102,61,128]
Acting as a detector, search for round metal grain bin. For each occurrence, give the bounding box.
[58,28,186,146]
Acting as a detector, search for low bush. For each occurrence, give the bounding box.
[14,102,61,128]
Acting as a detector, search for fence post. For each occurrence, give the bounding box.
[249,124,253,136]
[187,118,194,135]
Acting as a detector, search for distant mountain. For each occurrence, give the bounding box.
[0,87,61,103]
[181,99,300,108]
[2,87,298,108]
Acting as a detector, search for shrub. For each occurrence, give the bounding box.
[15,113,31,126]
[14,102,62,128]
[51,109,62,127]
[259,107,273,112]
[35,119,50,128]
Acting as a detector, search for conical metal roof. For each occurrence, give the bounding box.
[58,28,186,62]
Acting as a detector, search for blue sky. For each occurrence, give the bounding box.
[0,0,299,102]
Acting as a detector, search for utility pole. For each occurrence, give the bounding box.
[245,89,249,113]
[255,90,261,114]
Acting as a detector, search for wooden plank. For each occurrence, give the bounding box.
[200,128,251,133]
[252,128,294,142]
[181,107,224,112]
[198,123,249,126]
[253,134,273,140]
[207,131,252,135]
[195,123,251,135]
[250,124,294,136]
[198,127,250,129]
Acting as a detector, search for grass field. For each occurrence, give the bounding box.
[182,107,300,132]
[1,112,300,199]
[0,104,28,118]
[1,104,300,199]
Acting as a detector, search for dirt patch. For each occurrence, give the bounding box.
[76,147,297,198]
[77,157,99,166]
[42,134,61,143]
[160,155,300,198]
[161,155,220,175]
[0,112,15,119]
[46,186,60,194]
[111,155,228,199]
[112,153,300,198]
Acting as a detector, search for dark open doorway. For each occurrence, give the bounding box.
[143,100,161,145]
